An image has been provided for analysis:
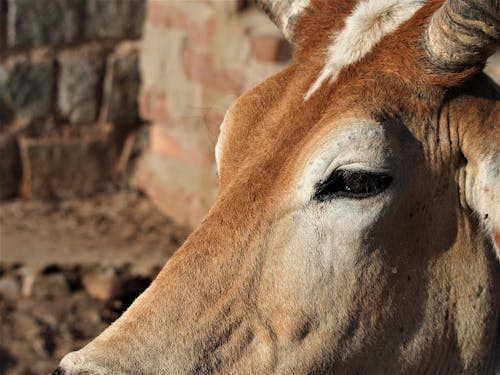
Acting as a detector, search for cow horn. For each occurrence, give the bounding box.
[424,0,499,71]
[254,0,310,43]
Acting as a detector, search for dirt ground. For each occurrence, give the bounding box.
[0,191,190,375]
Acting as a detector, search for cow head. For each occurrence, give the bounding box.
[56,0,499,374]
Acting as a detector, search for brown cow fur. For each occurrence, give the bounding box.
[56,1,499,374]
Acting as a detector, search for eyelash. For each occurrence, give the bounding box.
[314,170,392,202]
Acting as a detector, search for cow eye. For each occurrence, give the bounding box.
[314,170,392,201]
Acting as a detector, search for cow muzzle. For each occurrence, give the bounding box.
[53,351,113,375]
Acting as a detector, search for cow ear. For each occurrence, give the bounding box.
[465,153,500,257]
[459,94,500,257]
[254,0,310,43]
[424,0,499,85]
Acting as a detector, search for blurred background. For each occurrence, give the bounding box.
[0,1,291,373]
[0,1,498,374]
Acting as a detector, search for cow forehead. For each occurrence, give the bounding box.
[304,0,427,100]
[216,86,416,203]
[218,63,425,172]
[217,0,440,184]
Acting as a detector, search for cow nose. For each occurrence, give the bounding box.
[55,351,107,375]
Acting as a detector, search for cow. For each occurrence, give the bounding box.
[55,0,499,373]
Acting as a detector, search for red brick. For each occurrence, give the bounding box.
[182,47,244,94]
[147,1,216,50]
[131,152,214,228]
[150,125,211,166]
[139,89,171,124]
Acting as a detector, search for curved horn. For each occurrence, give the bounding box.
[425,0,499,71]
[254,0,310,43]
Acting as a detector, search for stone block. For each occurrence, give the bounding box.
[101,41,141,130]
[2,52,54,120]
[0,275,21,298]
[138,88,169,122]
[57,44,106,124]
[82,268,117,302]
[131,151,217,228]
[6,0,83,47]
[19,125,116,199]
[0,132,21,199]
[149,124,211,166]
[0,67,15,126]
[116,126,149,185]
[140,24,205,127]
[85,0,145,39]
[31,273,69,298]
[147,1,215,49]
[140,24,186,94]
[183,47,244,94]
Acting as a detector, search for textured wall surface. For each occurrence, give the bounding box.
[135,0,292,227]
[0,0,145,200]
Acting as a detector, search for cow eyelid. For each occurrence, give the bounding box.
[313,169,392,202]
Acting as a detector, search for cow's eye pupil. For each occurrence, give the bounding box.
[314,170,392,201]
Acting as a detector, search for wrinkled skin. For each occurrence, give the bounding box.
[55,0,500,374]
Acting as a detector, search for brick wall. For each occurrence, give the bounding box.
[0,0,145,200]
[135,0,292,227]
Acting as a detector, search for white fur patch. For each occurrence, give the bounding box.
[304,0,426,100]
[280,0,311,41]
